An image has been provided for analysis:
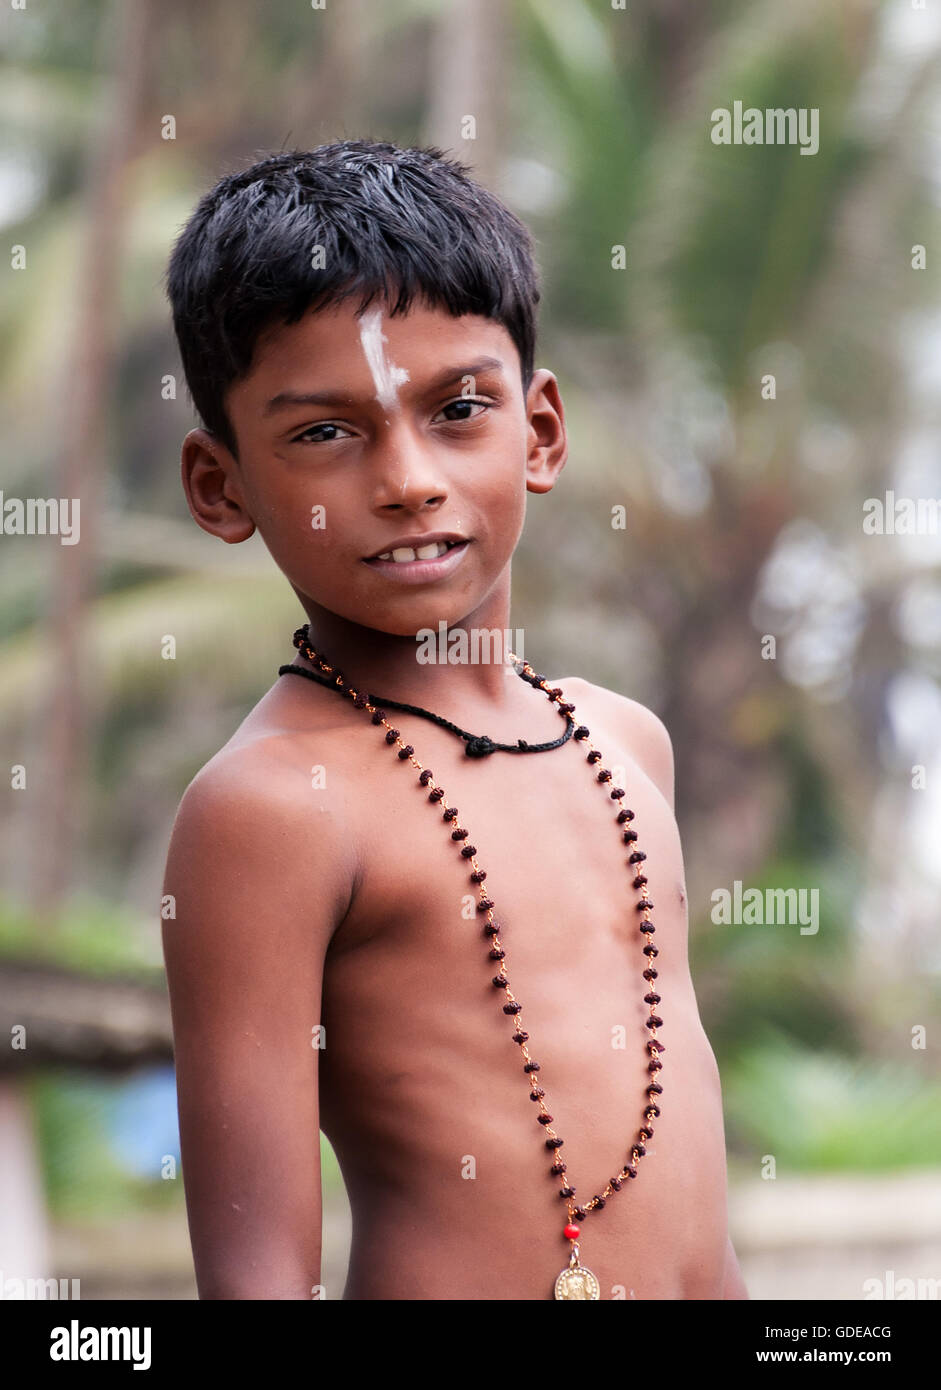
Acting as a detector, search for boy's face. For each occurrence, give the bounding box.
[181,298,567,637]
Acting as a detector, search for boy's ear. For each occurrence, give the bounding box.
[524,369,568,495]
[180,428,256,544]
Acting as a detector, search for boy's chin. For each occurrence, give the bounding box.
[352,610,480,640]
[303,597,489,642]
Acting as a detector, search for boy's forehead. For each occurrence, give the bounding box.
[238,300,517,406]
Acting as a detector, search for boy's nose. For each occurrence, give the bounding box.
[368,429,449,509]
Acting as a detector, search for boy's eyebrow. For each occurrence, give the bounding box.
[262,356,506,416]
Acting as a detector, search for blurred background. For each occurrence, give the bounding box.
[1,0,939,1300]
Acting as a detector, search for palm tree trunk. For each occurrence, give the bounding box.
[421,0,512,190]
[29,0,155,924]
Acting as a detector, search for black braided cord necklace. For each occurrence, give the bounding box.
[279,643,576,757]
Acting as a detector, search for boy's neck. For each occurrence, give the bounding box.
[296,582,528,714]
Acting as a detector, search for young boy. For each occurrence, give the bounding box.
[161,138,747,1301]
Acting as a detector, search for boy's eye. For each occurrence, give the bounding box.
[433,398,490,424]
[291,422,354,445]
[290,398,490,443]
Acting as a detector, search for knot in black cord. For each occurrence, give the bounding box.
[464,734,497,758]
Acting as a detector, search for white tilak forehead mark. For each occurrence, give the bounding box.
[358,306,410,410]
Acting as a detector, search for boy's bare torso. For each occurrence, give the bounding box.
[172,662,733,1301]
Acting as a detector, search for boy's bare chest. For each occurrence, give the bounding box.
[308,692,728,1295]
[318,692,699,1070]
[334,689,683,927]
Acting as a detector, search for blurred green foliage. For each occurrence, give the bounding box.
[1,0,938,1240]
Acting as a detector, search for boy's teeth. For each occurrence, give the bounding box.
[376,540,453,562]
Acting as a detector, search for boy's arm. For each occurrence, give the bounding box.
[161,744,353,1299]
[721,1235,749,1299]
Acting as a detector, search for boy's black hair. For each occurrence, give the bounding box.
[165,139,542,458]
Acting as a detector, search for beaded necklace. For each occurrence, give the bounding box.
[280,624,664,1301]
[279,648,576,758]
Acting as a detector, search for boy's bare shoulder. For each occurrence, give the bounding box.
[167,709,360,921]
[551,675,674,810]
[177,728,317,829]
[178,674,359,818]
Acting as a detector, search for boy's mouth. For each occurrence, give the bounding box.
[361,534,471,582]
[365,537,463,563]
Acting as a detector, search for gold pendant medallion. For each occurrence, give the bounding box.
[554,1246,600,1299]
